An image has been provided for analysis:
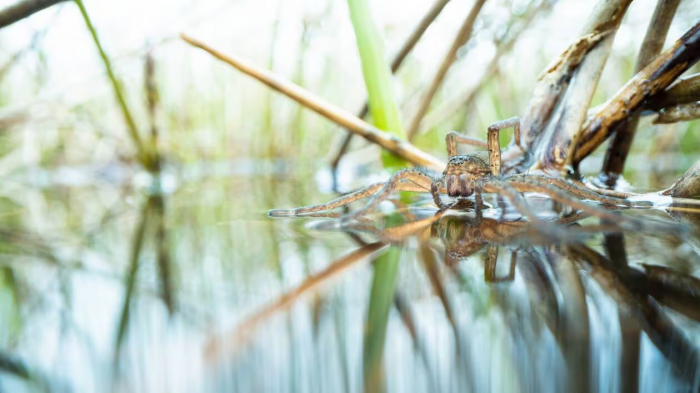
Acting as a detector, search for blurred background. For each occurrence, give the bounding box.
[0,0,699,391]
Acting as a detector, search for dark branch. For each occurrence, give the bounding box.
[600,0,681,185]
[573,21,700,166]
[0,0,66,29]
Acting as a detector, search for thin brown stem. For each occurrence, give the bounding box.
[181,33,444,170]
[406,0,487,141]
[420,0,552,135]
[600,0,681,186]
[330,0,452,170]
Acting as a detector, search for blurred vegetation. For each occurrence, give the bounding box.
[0,0,698,391]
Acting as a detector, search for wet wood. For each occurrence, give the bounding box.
[540,0,635,171]
[519,31,610,151]
[181,33,445,170]
[645,72,700,111]
[653,103,700,124]
[663,159,700,198]
[518,0,632,172]
[601,0,681,185]
[573,21,700,167]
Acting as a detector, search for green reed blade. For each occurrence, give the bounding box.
[363,246,400,393]
[347,0,405,168]
[74,0,155,170]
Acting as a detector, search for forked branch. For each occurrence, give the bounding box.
[573,21,700,167]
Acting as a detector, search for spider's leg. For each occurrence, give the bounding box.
[485,249,517,283]
[475,183,484,220]
[487,117,520,176]
[504,179,646,229]
[445,131,488,157]
[484,245,499,282]
[510,175,650,207]
[481,180,576,240]
[343,169,435,222]
[268,182,385,217]
[431,180,453,211]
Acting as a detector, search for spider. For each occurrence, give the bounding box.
[269,117,651,229]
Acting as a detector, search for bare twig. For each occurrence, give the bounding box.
[540,0,633,171]
[331,0,452,170]
[0,0,66,29]
[405,0,487,141]
[420,0,553,135]
[600,0,681,186]
[663,159,700,198]
[573,21,700,167]
[181,33,445,170]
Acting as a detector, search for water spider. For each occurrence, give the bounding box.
[269,117,651,228]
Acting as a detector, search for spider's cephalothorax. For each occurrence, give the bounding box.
[443,152,490,198]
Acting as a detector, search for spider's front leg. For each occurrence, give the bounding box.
[268,182,385,217]
[486,117,521,176]
[269,169,434,218]
[342,169,435,223]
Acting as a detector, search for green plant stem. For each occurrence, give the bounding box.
[347,0,405,168]
[363,247,401,393]
[74,0,152,169]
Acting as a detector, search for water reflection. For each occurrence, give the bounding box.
[233,199,700,392]
[1,174,700,392]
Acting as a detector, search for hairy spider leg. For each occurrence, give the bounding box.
[268,182,384,217]
[342,169,435,223]
[508,175,651,207]
[487,117,521,176]
[431,182,452,210]
[481,180,567,239]
[445,131,488,157]
[268,169,434,218]
[502,179,646,229]
[485,249,517,283]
